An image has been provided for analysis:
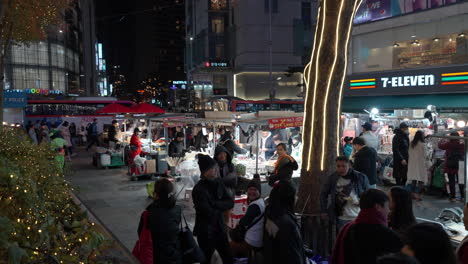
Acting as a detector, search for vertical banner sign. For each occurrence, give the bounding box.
[268,116,303,129]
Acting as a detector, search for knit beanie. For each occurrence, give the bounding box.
[247,179,261,194]
[197,154,217,175]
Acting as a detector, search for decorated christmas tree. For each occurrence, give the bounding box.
[0,127,107,263]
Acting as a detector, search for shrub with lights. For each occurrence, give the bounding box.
[0,127,107,263]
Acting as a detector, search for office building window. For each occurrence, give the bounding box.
[211,17,224,34]
[213,74,227,95]
[50,44,65,68]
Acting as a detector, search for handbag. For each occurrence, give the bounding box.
[179,213,206,264]
[132,211,153,264]
[229,213,264,243]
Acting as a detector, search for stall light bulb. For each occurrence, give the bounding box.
[457,120,466,128]
[371,108,379,115]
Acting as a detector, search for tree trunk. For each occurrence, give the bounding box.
[0,56,4,125]
[296,0,361,253]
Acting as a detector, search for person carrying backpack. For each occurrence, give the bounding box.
[439,131,465,202]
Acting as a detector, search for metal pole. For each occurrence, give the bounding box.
[268,0,274,105]
[256,125,260,174]
[164,127,169,152]
[213,122,217,157]
[183,127,187,149]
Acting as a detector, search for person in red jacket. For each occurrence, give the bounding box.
[438,131,465,201]
[130,128,143,175]
[457,203,468,263]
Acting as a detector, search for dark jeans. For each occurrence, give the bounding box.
[197,232,233,264]
[447,173,465,199]
[394,163,408,186]
[87,135,99,150]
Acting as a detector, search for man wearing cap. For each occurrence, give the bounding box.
[168,132,186,158]
[193,154,234,264]
[361,122,379,152]
[230,180,265,257]
[352,137,378,188]
[393,123,410,186]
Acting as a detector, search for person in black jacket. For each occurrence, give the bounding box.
[214,145,237,197]
[193,154,234,264]
[263,181,306,264]
[352,137,378,188]
[194,129,209,151]
[137,178,182,264]
[393,123,410,186]
[219,131,247,157]
[168,132,186,157]
[108,120,119,148]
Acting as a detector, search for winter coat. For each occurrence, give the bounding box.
[194,131,208,150]
[343,144,353,159]
[263,210,306,264]
[60,126,72,147]
[214,145,238,195]
[361,131,379,152]
[392,129,409,163]
[168,140,185,158]
[407,141,429,184]
[130,134,142,155]
[320,169,370,221]
[192,178,234,237]
[108,126,118,142]
[269,156,299,184]
[353,146,378,185]
[221,139,247,157]
[342,223,402,264]
[261,136,276,160]
[137,201,182,264]
[439,140,465,175]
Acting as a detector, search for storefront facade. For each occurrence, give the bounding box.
[343,64,468,112]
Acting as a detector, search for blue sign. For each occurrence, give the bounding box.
[3,90,27,108]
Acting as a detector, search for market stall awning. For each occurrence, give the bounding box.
[95,103,135,114]
[342,94,468,113]
[131,103,165,114]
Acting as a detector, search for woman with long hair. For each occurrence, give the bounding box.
[268,143,299,185]
[402,223,456,264]
[407,130,429,200]
[137,178,181,264]
[388,187,416,236]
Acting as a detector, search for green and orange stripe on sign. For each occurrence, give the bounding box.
[349,78,376,89]
[441,72,468,85]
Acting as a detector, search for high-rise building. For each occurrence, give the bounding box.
[343,0,468,112]
[185,0,317,102]
[3,0,98,97]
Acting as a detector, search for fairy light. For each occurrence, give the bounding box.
[306,2,327,171]
[320,0,346,170]
[336,0,363,156]
[302,7,321,168]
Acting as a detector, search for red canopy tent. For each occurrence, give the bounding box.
[130,103,165,114]
[95,103,135,114]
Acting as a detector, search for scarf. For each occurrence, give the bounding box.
[330,208,388,264]
[273,155,295,174]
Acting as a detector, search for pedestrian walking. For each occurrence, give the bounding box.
[402,223,456,264]
[320,156,370,231]
[352,137,378,188]
[60,121,74,157]
[407,130,430,200]
[388,187,416,236]
[214,145,238,197]
[263,181,306,264]
[268,143,299,185]
[331,189,402,264]
[438,131,465,202]
[86,119,99,151]
[393,123,410,186]
[69,122,77,146]
[361,122,379,151]
[39,122,50,144]
[28,124,38,145]
[50,131,67,171]
[456,203,468,263]
[136,178,182,264]
[193,154,234,264]
[343,136,353,159]
[230,180,265,258]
